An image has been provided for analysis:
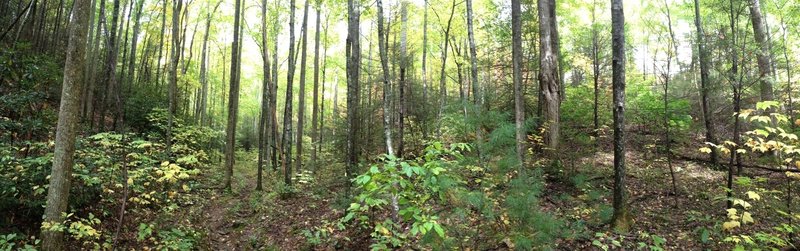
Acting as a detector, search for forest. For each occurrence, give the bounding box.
[0,0,799,249]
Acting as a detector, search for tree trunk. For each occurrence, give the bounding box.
[421,0,429,139]
[591,0,600,135]
[748,0,773,101]
[223,0,242,191]
[611,0,632,232]
[257,0,271,191]
[376,0,394,156]
[398,2,407,158]
[694,0,719,165]
[167,0,182,158]
[538,0,561,151]
[436,0,457,140]
[41,0,90,248]
[346,0,361,181]
[283,0,297,185]
[156,0,167,90]
[126,0,145,91]
[296,0,310,174]
[98,0,120,131]
[466,0,483,163]
[271,3,280,172]
[511,0,524,164]
[310,1,322,168]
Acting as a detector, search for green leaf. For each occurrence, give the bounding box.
[432,223,444,238]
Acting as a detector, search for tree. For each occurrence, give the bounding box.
[748,0,774,102]
[283,0,298,185]
[346,0,361,181]
[297,0,310,174]
[40,0,91,248]
[466,0,483,162]
[538,0,561,151]
[167,0,183,157]
[311,0,322,168]
[611,0,632,232]
[223,0,242,191]
[376,0,394,156]
[421,0,429,139]
[257,0,272,191]
[694,0,719,165]
[436,0,457,140]
[511,0,524,163]
[398,2,408,157]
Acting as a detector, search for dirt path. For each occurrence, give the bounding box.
[187,155,345,250]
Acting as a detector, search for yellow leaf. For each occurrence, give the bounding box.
[127,177,134,186]
[742,212,754,224]
[726,208,738,218]
[724,141,737,147]
[699,147,712,153]
[736,149,747,154]
[723,221,741,231]
[746,191,761,201]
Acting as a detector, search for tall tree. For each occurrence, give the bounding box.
[257,0,272,191]
[376,0,394,156]
[511,0,524,163]
[311,0,322,168]
[538,0,561,150]
[198,1,222,125]
[398,2,408,157]
[98,0,121,131]
[466,0,483,162]
[421,0,429,139]
[40,0,91,248]
[125,0,145,89]
[611,0,632,232]
[223,0,242,191]
[283,0,298,185]
[591,0,600,134]
[297,0,310,173]
[346,0,361,181]
[436,0,457,140]
[694,0,719,165]
[167,0,182,158]
[748,0,773,102]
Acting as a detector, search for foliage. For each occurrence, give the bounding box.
[343,142,469,249]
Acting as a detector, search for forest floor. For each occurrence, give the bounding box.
[164,139,791,250]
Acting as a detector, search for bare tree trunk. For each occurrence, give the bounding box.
[662,0,678,205]
[591,0,600,135]
[511,0,524,164]
[398,2,407,158]
[436,0,457,140]
[271,3,280,172]
[126,0,145,91]
[376,0,394,156]
[296,0,310,173]
[748,0,773,101]
[156,0,166,90]
[283,0,297,185]
[257,0,271,191]
[538,0,561,151]
[421,0,429,139]
[167,0,182,158]
[611,0,632,232]
[223,0,242,191]
[694,0,719,165]
[41,0,90,248]
[346,0,361,182]
[465,0,483,163]
[311,0,322,168]
[98,0,120,131]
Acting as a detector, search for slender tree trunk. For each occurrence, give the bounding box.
[511,0,524,164]
[436,0,457,140]
[167,0,182,158]
[271,3,280,172]
[311,1,322,168]
[199,2,220,126]
[296,0,310,173]
[126,0,145,91]
[397,2,407,158]
[591,0,600,135]
[346,0,361,182]
[465,0,483,163]
[611,0,632,232]
[98,0,120,131]
[283,0,297,185]
[40,0,90,248]
[156,0,166,89]
[663,0,678,205]
[694,0,719,165]
[319,17,329,152]
[223,0,242,191]
[421,0,428,139]
[376,0,394,156]
[257,0,271,191]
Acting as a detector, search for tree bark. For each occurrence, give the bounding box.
[296,0,310,173]
[167,0,182,158]
[376,0,394,156]
[223,0,242,191]
[611,0,632,232]
[436,0,457,140]
[257,0,271,191]
[283,0,297,185]
[398,2,407,158]
[346,0,361,181]
[311,0,322,168]
[41,0,90,248]
[694,0,719,165]
[748,0,773,102]
[511,0,524,164]
[538,0,561,150]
